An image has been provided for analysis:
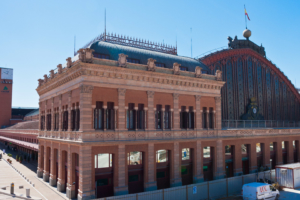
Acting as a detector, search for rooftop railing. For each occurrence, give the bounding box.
[222,120,300,129]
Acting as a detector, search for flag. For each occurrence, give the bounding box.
[245,8,250,21]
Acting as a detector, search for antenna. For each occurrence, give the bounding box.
[190,28,192,58]
[104,8,106,41]
[74,35,76,56]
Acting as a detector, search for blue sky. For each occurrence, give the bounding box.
[0,0,299,107]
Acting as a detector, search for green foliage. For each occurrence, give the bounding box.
[7,153,12,157]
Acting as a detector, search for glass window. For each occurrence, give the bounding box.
[93,53,109,59]
[128,152,142,165]
[181,166,188,175]
[293,141,295,149]
[182,148,190,160]
[203,147,210,158]
[270,142,274,151]
[282,141,286,149]
[225,145,232,155]
[179,66,188,71]
[95,154,112,168]
[241,144,247,155]
[156,63,165,68]
[256,143,261,153]
[127,58,140,64]
[156,150,168,163]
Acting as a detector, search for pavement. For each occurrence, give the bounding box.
[0,144,67,200]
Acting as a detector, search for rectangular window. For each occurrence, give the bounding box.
[137,104,144,130]
[182,148,190,160]
[156,150,168,163]
[203,147,210,158]
[93,53,109,59]
[127,58,140,64]
[156,105,162,129]
[94,102,104,130]
[63,110,68,131]
[203,107,207,129]
[107,102,114,130]
[188,106,194,129]
[165,105,171,129]
[128,152,142,165]
[156,63,165,68]
[256,143,261,153]
[270,142,274,151]
[127,103,135,130]
[94,154,112,168]
[209,107,214,129]
[179,66,188,71]
[180,106,187,129]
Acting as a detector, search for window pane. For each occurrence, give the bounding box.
[203,147,210,158]
[293,141,295,149]
[97,154,109,168]
[256,143,261,153]
[270,143,274,151]
[225,145,231,155]
[157,150,167,162]
[128,152,142,165]
[182,148,190,160]
[181,166,188,174]
[241,144,247,155]
[282,141,285,149]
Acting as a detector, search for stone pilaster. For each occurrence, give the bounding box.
[276,142,283,165]
[262,143,271,169]
[114,145,128,196]
[67,145,76,199]
[171,142,182,187]
[43,146,50,182]
[114,106,118,130]
[249,143,258,173]
[214,140,225,179]
[78,146,95,200]
[67,91,72,132]
[58,95,62,131]
[118,89,126,131]
[37,145,44,178]
[57,145,66,192]
[144,108,148,130]
[51,98,55,131]
[233,144,243,176]
[173,94,180,130]
[49,145,57,186]
[194,140,204,183]
[144,143,157,191]
[215,97,222,129]
[79,85,94,131]
[147,91,155,130]
[288,140,294,163]
[39,102,42,131]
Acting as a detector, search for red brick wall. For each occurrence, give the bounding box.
[0,68,12,128]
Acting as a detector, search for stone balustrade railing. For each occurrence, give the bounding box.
[0,129,39,135]
[38,128,300,143]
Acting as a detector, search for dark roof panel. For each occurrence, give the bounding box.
[90,41,209,72]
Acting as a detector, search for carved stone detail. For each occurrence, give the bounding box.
[195,95,201,101]
[118,88,126,96]
[173,93,179,100]
[85,48,94,63]
[215,70,222,81]
[43,75,48,83]
[57,64,63,74]
[147,58,156,72]
[147,91,155,98]
[80,85,94,93]
[195,66,202,78]
[215,96,221,102]
[173,62,181,75]
[66,57,72,68]
[118,53,128,68]
[38,79,44,87]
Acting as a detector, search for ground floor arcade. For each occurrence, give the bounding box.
[37,134,300,200]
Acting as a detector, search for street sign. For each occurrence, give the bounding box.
[193,186,197,194]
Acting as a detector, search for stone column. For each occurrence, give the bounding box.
[78,146,94,200]
[262,143,271,169]
[114,106,118,130]
[147,91,155,130]
[58,95,62,132]
[171,142,182,187]
[233,144,243,176]
[114,145,128,195]
[51,98,55,131]
[43,146,50,182]
[249,143,258,173]
[118,89,126,131]
[162,108,165,130]
[103,105,107,131]
[144,143,157,191]
[144,108,148,130]
[170,109,173,130]
[173,94,180,130]
[50,146,57,186]
[67,146,76,199]
[214,140,225,179]
[68,91,72,132]
[276,142,283,165]
[37,145,44,178]
[288,140,294,164]
[57,147,66,192]
[194,140,204,183]
[39,102,42,131]
[45,101,48,130]
[79,85,94,131]
[215,97,222,129]
[134,107,138,130]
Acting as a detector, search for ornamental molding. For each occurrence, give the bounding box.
[201,48,300,102]
[173,62,181,75]
[118,53,128,68]
[118,88,126,96]
[147,58,156,72]
[36,62,224,96]
[173,93,180,100]
[195,95,201,101]
[147,91,155,98]
[80,84,94,93]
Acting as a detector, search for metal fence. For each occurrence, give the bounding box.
[96,170,275,200]
[222,120,300,129]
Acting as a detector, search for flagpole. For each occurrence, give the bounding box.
[244,5,247,29]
